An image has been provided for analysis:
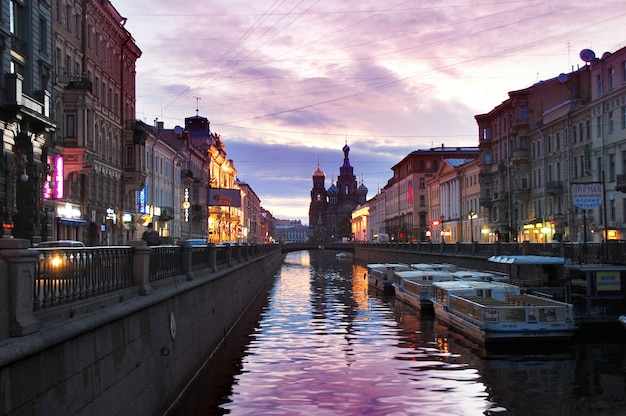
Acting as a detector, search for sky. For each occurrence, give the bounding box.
[114,0,626,225]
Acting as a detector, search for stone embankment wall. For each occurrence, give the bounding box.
[0,248,283,416]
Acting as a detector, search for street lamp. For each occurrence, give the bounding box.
[468,210,477,242]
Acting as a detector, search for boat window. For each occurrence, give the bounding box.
[484,308,498,322]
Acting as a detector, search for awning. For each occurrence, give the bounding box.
[58,217,87,226]
[488,255,564,265]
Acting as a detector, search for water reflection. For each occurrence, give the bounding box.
[169,250,626,416]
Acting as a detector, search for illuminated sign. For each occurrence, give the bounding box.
[431,219,441,226]
[55,156,64,199]
[183,187,190,222]
[57,203,81,218]
[596,271,621,292]
[138,187,147,214]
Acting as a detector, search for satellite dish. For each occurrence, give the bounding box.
[173,125,183,135]
[558,73,568,83]
[579,49,596,63]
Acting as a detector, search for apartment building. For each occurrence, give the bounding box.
[50,0,141,245]
[475,46,626,243]
[384,146,479,242]
[1,0,56,241]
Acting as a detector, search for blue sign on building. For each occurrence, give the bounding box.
[138,187,147,214]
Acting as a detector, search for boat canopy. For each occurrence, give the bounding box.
[488,255,564,265]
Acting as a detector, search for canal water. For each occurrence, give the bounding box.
[168,250,626,415]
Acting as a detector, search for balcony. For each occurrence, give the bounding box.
[513,187,530,202]
[479,195,492,208]
[617,174,626,193]
[57,73,93,92]
[546,181,564,195]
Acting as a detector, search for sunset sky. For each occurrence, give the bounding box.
[115,1,626,224]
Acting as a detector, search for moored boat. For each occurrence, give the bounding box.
[366,263,411,294]
[410,263,458,272]
[451,270,510,282]
[394,270,455,312]
[431,280,577,345]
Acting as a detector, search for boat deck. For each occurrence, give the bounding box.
[460,296,509,306]
[458,294,566,308]
[505,294,563,307]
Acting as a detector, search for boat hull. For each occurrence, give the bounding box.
[432,302,576,344]
[395,285,433,312]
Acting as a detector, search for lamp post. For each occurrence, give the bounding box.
[468,210,477,242]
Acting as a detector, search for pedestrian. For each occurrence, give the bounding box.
[142,222,161,246]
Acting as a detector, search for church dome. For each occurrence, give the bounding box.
[358,182,368,194]
[327,183,339,195]
[312,164,325,177]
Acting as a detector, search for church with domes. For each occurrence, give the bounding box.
[308,144,368,243]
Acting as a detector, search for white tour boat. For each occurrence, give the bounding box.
[431,280,577,344]
[451,270,510,282]
[366,263,411,294]
[394,269,455,311]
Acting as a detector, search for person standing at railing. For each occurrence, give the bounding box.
[142,222,161,246]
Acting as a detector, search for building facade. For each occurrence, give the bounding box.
[1,0,56,242]
[50,0,141,245]
[308,144,367,243]
[382,146,479,242]
[475,46,626,243]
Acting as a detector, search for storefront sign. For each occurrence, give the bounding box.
[572,183,602,210]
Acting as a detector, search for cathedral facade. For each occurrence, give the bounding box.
[309,144,368,243]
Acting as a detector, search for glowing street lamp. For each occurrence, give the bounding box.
[468,210,477,242]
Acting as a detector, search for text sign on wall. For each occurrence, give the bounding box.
[572,183,602,210]
[595,271,621,292]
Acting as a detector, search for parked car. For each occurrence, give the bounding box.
[36,240,85,248]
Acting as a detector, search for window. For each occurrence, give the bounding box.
[609,111,615,134]
[65,5,71,32]
[520,172,529,189]
[519,106,528,120]
[622,107,626,129]
[10,1,24,38]
[609,67,615,90]
[519,136,528,149]
[126,146,134,165]
[609,154,615,181]
[39,16,47,54]
[597,74,603,95]
[65,114,75,137]
[597,116,602,137]
[419,178,425,189]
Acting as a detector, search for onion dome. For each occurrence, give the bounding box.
[313,164,325,178]
[358,182,368,194]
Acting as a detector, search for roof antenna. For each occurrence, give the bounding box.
[194,96,201,116]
